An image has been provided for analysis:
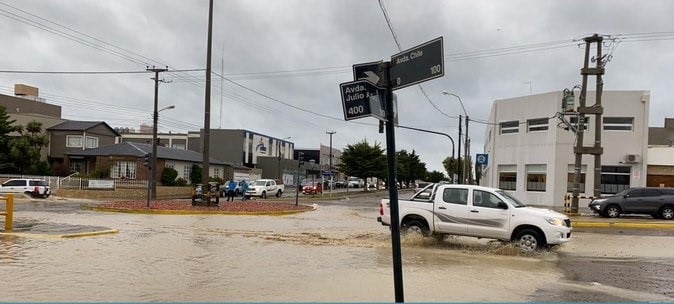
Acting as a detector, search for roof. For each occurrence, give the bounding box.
[66,142,249,169]
[48,120,121,136]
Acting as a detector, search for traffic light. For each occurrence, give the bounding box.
[143,153,152,168]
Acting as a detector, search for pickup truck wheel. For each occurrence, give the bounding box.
[515,229,543,252]
[604,205,621,218]
[401,220,429,237]
[261,191,267,199]
[660,206,674,220]
[276,190,282,197]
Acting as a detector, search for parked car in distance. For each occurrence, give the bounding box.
[220,180,247,197]
[347,177,364,188]
[302,182,322,195]
[0,178,51,198]
[588,187,674,220]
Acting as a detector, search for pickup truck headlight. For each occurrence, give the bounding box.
[545,217,566,227]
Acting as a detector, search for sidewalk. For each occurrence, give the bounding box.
[570,213,674,230]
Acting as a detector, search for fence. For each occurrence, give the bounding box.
[0,174,148,191]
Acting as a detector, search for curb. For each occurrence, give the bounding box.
[572,221,674,230]
[85,205,316,216]
[0,229,119,239]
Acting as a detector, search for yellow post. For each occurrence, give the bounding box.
[1,194,13,231]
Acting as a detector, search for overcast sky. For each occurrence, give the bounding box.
[1,0,673,174]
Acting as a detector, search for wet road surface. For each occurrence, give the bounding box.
[0,193,673,302]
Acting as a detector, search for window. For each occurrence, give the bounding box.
[603,117,633,131]
[569,116,589,130]
[213,168,220,178]
[567,164,586,193]
[498,165,516,191]
[111,161,136,179]
[500,121,519,134]
[70,160,85,173]
[527,118,548,132]
[526,164,546,192]
[66,135,83,148]
[85,136,99,149]
[171,144,186,150]
[601,166,630,194]
[442,188,468,205]
[473,190,505,209]
[183,165,191,180]
[3,180,26,187]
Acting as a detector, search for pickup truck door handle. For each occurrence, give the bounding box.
[470,210,479,213]
[438,206,446,210]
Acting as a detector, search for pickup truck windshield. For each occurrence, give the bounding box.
[496,190,526,207]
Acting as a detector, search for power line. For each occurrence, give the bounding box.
[0,68,204,74]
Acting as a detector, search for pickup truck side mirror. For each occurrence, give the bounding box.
[497,202,508,209]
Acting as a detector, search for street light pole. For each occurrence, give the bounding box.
[443,91,469,184]
[147,66,169,201]
[295,152,304,206]
[326,130,336,196]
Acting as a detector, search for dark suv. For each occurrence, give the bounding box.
[588,187,674,220]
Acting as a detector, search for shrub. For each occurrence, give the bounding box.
[189,164,202,185]
[175,177,187,186]
[161,167,178,186]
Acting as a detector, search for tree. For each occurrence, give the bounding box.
[426,170,446,183]
[442,156,473,184]
[161,167,179,186]
[336,140,386,191]
[0,106,21,173]
[396,149,427,187]
[189,164,202,185]
[9,120,49,174]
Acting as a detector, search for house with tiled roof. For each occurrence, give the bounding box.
[65,142,251,183]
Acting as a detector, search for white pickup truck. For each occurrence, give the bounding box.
[246,179,284,199]
[377,183,572,251]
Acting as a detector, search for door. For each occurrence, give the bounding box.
[622,189,646,213]
[433,187,469,234]
[466,189,510,239]
[635,188,664,213]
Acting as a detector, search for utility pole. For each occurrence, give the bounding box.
[326,131,336,197]
[202,0,214,186]
[146,66,168,200]
[295,152,304,206]
[457,115,462,184]
[465,116,469,184]
[571,34,604,214]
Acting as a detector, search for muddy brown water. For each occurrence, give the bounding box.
[1,196,673,302]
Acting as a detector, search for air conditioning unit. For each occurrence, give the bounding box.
[625,154,641,163]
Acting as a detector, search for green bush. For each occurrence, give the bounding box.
[175,177,187,186]
[161,167,179,186]
[189,164,202,185]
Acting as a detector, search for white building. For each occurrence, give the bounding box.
[481,91,650,208]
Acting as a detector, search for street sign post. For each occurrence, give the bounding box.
[340,80,385,121]
[390,37,444,90]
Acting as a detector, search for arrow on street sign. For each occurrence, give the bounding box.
[390,37,444,90]
[340,79,385,121]
[353,60,383,86]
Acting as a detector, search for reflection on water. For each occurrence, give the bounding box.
[0,204,562,302]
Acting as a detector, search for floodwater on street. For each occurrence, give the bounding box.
[1,195,673,302]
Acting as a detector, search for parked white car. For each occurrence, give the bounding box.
[0,178,51,198]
